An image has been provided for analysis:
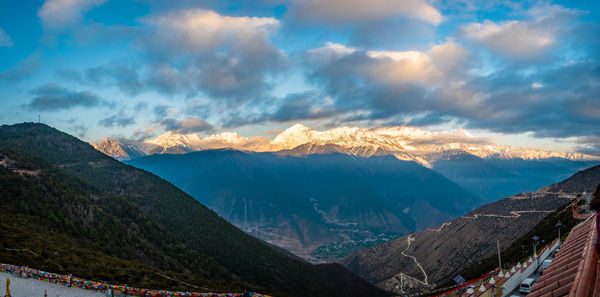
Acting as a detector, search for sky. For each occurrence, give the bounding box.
[0,0,599,155]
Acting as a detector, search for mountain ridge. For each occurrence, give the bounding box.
[92,124,599,165]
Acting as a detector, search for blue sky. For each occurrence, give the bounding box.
[0,0,599,154]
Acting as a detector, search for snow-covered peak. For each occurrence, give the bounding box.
[269,125,599,164]
[144,131,204,150]
[272,124,315,148]
[204,132,248,144]
[92,137,152,160]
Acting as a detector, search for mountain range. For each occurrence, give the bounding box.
[0,123,387,297]
[93,124,598,202]
[93,124,598,164]
[127,150,481,262]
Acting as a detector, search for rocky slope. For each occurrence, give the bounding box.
[340,191,575,294]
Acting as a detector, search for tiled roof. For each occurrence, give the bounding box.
[527,214,599,297]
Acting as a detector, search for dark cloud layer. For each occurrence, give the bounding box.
[160,117,214,134]
[99,111,136,128]
[27,83,103,111]
[0,54,40,83]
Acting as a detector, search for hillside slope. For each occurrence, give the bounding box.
[340,192,576,293]
[341,164,600,294]
[127,150,481,262]
[543,164,600,193]
[0,123,388,297]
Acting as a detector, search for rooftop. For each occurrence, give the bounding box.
[527,213,599,297]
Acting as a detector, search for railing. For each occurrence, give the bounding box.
[399,268,500,297]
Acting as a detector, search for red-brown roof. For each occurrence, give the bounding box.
[527,213,599,297]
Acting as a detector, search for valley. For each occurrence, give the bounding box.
[127,150,481,262]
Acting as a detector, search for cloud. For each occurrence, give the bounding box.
[309,41,469,86]
[221,40,471,127]
[141,9,279,52]
[85,64,144,96]
[26,83,103,111]
[303,41,472,120]
[99,111,136,128]
[0,54,40,83]
[72,9,286,102]
[38,0,108,28]
[462,20,553,59]
[290,0,442,25]
[160,117,214,134]
[301,32,600,141]
[139,9,287,99]
[575,136,600,157]
[454,60,600,139]
[134,102,148,112]
[461,6,580,60]
[70,123,88,138]
[268,91,338,122]
[0,27,13,47]
[153,104,170,119]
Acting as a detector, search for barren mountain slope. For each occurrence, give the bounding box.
[340,192,574,293]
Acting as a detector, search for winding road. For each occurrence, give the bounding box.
[395,209,556,292]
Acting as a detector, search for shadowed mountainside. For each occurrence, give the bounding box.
[127,149,481,262]
[431,152,596,202]
[542,164,600,193]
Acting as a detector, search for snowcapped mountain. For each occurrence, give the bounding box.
[92,124,599,164]
[91,138,152,161]
[271,124,598,166]
[144,131,204,150]
[92,133,205,160]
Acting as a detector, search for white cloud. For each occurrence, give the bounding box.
[309,40,469,86]
[461,6,580,60]
[38,0,108,28]
[531,82,544,89]
[0,28,13,47]
[462,20,554,58]
[291,0,443,25]
[142,9,280,52]
[88,9,287,100]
